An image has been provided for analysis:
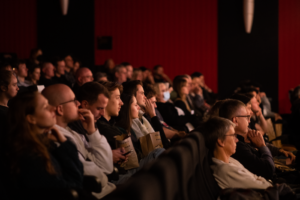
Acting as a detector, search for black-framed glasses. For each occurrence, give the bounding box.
[235,115,251,120]
[225,133,238,138]
[59,97,77,105]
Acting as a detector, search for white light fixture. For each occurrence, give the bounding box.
[243,0,255,34]
[60,0,69,15]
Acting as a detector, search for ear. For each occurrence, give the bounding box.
[0,86,7,92]
[81,100,89,109]
[78,77,83,84]
[115,72,119,78]
[232,117,238,126]
[56,105,64,116]
[26,114,36,125]
[217,138,225,147]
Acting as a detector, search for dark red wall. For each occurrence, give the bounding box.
[278,0,300,114]
[0,0,37,59]
[94,0,218,92]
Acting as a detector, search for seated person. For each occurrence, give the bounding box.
[114,64,127,84]
[121,62,133,81]
[94,72,108,82]
[131,68,143,81]
[154,82,190,131]
[42,84,115,199]
[64,54,76,86]
[122,80,170,148]
[173,76,200,128]
[218,99,295,180]
[140,66,155,85]
[73,67,94,96]
[27,64,41,85]
[201,117,273,189]
[152,65,172,85]
[13,59,32,87]
[4,91,83,194]
[191,71,217,105]
[143,83,186,139]
[0,70,19,133]
[39,62,58,87]
[52,57,72,87]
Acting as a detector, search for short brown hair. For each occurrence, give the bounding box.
[77,82,110,104]
[122,80,143,97]
[99,81,123,94]
[144,84,157,99]
[0,70,14,92]
[218,99,246,120]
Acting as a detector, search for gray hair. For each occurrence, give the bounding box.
[200,117,235,152]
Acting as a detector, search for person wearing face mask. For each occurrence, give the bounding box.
[154,82,191,132]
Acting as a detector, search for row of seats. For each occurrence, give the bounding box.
[107,131,220,200]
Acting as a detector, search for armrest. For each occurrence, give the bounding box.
[83,176,102,193]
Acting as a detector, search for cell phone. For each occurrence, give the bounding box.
[123,150,133,156]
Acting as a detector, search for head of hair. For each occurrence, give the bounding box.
[12,59,26,70]
[121,62,131,67]
[290,86,300,104]
[173,77,187,98]
[230,93,251,105]
[94,72,107,81]
[199,117,235,152]
[206,100,227,119]
[116,93,135,133]
[122,80,143,97]
[0,70,13,93]
[77,82,110,105]
[139,66,147,72]
[191,72,203,79]
[238,86,258,95]
[113,64,125,74]
[29,48,42,59]
[98,81,123,94]
[153,65,162,71]
[0,61,12,70]
[218,99,246,120]
[51,56,64,68]
[6,91,55,175]
[144,84,157,99]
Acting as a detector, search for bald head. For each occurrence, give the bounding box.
[75,67,94,86]
[42,84,74,106]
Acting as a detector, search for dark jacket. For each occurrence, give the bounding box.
[174,99,201,128]
[9,140,83,189]
[231,134,275,180]
[38,76,59,87]
[52,75,72,88]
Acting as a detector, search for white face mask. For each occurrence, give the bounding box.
[163,91,170,101]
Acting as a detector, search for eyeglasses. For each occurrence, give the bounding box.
[225,133,238,138]
[59,97,78,105]
[235,115,251,120]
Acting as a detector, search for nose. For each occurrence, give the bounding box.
[76,100,81,107]
[235,137,239,143]
[120,99,124,106]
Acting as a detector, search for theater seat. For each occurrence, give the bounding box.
[189,131,221,200]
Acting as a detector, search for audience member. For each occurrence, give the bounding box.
[0,61,12,71]
[42,84,115,199]
[29,48,43,65]
[121,62,133,81]
[14,60,32,87]
[139,66,155,85]
[64,54,76,86]
[27,64,41,85]
[5,91,83,191]
[52,57,72,87]
[153,65,172,85]
[73,67,94,96]
[131,69,143,81]
[201,117,273,189]
[39,62,58,87]
[191,72,217,105]
[122,80,170,148]
[114,64,127,84]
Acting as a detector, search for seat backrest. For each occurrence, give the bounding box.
[146,156,179,200]
[189,131,221,200]
[166,145,194,200]
[180,137,199,171]
[110,172,163,200]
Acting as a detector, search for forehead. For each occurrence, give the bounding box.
[137,84,144,92]
[226,126,235,135]
[95,94,109,104]
[237,106,248,115]
[159,83,166,90]
[149,96,156,102]
[110,88,120,96]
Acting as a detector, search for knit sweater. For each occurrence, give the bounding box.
[211,157,273,190]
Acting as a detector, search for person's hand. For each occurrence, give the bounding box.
[78,108,96,135]
[168,87,173,93]
[253,108,262,117]
[204,84,212,93]
[177,131,187,138]
[145,98,156,118]
[46,127,67,143]
[279,149,296,164]
[112,148,130,164]
[247,129,266,148]
[274,113,282,121]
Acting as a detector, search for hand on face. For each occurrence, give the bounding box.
[247,129,265,148]
[78,108,96,135]
[144,98,156,118]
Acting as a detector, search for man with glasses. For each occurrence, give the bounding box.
[201,117,273,189]
[42,84,116,199]
[73,67,94,96]
[218,99,276,180]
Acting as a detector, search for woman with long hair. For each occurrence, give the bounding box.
[4,91,83,192]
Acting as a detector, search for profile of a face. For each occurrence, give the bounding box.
[220,126,238,156]
[130,96,140,119]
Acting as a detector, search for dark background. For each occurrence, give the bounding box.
[37,0,94,67]
[218,0,279,112]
